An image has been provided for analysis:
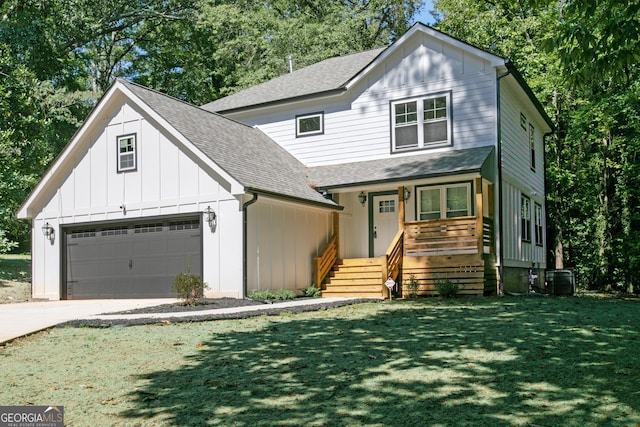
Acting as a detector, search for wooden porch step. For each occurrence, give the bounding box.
[322,257,385,298]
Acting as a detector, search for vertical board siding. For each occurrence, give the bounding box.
[246,200,333,293]
[231,32,498,167]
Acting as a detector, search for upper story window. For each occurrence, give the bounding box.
[392,92,452,151]
[529,123,536,171]
[418,182,471,220]
[296,112,324,137]
[117,134,137,172]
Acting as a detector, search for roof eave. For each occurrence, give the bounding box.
[214,88,347,115]
[504,59,555,132]
[245,187,343,211]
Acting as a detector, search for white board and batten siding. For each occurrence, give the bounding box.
[30,97,244,299]
[499,77,548,268]
[245,198,334,293]
[230,31,499,167]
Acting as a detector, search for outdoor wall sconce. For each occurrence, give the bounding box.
[403,187,411,201]
[358,191,367,207]
[204,206,217,232]
[41,222,55,242]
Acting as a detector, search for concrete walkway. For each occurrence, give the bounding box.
[0,298,357,344]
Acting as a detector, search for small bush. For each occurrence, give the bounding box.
[248,289,297,301]
[434,276,459,298]
[405,273,420,298]
[172,271,206,306]
[303,285,321,298]
[273,289,297,300]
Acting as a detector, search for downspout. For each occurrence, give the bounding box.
[496,61,512,294]
[242,193,259,299]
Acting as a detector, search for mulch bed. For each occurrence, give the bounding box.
[58,297,379,329]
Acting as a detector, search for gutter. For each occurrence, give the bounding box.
[496,64,511,295]
[242,193,259,298]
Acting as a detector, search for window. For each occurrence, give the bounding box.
[521,195,531,242]
[520,113,527,130]
[379,199,395,213]
[392,93,451,151]
[418,183,471,220]
[296,112,323,137]
[529,123,535,171]
[534,203,543,246]
[117,134,137,172]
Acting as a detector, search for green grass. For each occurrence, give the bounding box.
[0,254,31,282]
[0,254,31,303]
[1,296,639,426]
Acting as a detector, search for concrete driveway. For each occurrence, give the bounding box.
[0,299,178,344]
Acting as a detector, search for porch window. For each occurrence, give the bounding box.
[392,92,451,151]
[534,203,543,246]
[418,183,471,220]
[117,134,137,172]
[296,112,324,137]
[521,195,531,242]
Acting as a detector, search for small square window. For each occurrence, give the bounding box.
[296,112,324,137]
[117,134,137,172]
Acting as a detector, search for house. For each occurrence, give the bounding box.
[17,23,552,300]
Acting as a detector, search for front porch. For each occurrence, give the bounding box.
[313,182,497,298]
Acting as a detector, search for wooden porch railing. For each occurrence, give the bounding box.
[404,216,488,256]
[383,229,404,283]
[482,217,494,254]
[313,233,338,288]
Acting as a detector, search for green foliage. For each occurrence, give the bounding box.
[404,273,420,298]
[303,285,321,298]
[248,289,297,301]
[434,276,459,298]
[172,271,205,306]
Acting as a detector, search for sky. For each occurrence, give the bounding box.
[412,0,436,25]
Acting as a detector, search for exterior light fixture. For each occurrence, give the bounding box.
[204,206,217,232]
[404,187,411,201]
[41,222,55,242]
[358,191,367,207]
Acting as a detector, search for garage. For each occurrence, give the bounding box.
[63,216,202,299]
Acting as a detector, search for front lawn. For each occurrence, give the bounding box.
[1,295,638,426]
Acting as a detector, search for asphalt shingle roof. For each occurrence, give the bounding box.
[120,80,335,207]
[307,146,495,190]
[200,47,386,113]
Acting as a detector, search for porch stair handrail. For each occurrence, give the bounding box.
[313,233,338,288]
[383,228,404,283]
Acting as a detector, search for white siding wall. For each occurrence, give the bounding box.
[230,32,498,167]
[31,99,244,299]
[500,78,547,268]
[245,199,333,293]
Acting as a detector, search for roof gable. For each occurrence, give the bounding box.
[17,80,336,218]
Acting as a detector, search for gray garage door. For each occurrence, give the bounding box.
[64,216,202,299]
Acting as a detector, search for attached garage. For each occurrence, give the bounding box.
[63,216,202,299]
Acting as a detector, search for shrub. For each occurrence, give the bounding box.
[273,289,297,300]
[434,276,459,298]
[303,285,321,298]
[172,270,206,306]
[405,273,420,298]
[248,289,297,301]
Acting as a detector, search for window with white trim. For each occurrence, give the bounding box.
[117,134,137,172]
[296,112,323,137]
[392,93,451,151]
[534,203,543,246]
[529,123,536,171]
[521,195,531,242]
[418,183,471,220]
